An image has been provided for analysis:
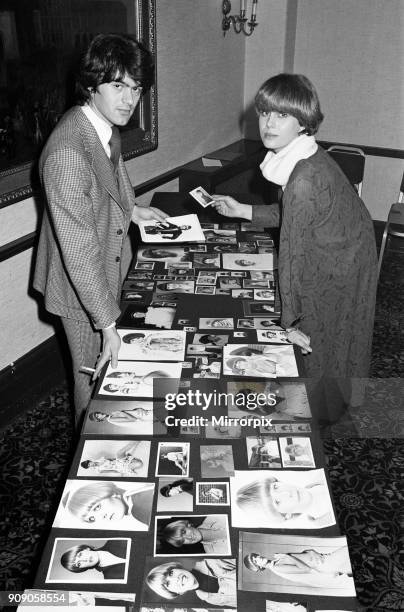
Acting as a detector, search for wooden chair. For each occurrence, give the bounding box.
[327,145,365,196]
[377,171,404,279]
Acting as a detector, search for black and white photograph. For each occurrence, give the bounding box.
[45,538,131,584]
[83,400,161,436]
[77,439,151,477]
[142,556,237,608]
[223,344,299,377]
[192,333,229,346]
[2,3,399,607]
[243,301,278,316]
[279,437,315,468]
[197,482,230,506]
[192,253,221,268]
[137,246,191,264]
[98,361,182,398]
[200,445,235,478]
[239,532,355,597]
[195,286,216,295]
[196,275,217,285]
[156,478,194,513]
[138,214,205,243]
[254,289,275,301]
[232,289,253,299]
[156,442,190,477]
[189,186,215,207]
[257,329,290,344]
[222,253,274,270]
[154,514,231,556]
[246,436,281,468]
[155,280,195,294]
[230,469,336,529]
[53,479,155,530]
[199,317,234,329]
[117,329,186,361]
[118,303,177,330]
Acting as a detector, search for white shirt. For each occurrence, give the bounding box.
[81,104,113,158]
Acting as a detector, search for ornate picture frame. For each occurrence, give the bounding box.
[0,0,157,207]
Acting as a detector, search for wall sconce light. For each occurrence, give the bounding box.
[222,0,258,36]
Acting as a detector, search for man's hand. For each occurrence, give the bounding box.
[93,326,121,380]
[211,195,252,220]
[286,328,312,355]
[132,205,167,224]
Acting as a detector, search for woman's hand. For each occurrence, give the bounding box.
[211,195,252,220]
[286,328,312,354]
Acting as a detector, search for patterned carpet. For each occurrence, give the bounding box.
[0,248,403,611]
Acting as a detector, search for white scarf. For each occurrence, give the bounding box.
[260,134,318,188]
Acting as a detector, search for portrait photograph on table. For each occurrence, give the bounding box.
[222,253,274,270]
[222,344,299,378]
[245,436,282,469]
[197,481,230,506]
[156,442,190,477]
[118,303,177,330]
[82,400,160,436]
[200,444,235,478]
[226,380,311,421]
[137,246,191,263]
[76,439,151,478]
[230,469,336,529]
[239,532,355,597]
[199,317,234,329]
[243,301,279,316]
[192,253,222,268]
[116,329,186,361]
[155,280,195,294]
[141,556,237,608]
[257,329,290,343]
[138,214,205,243]
[45,538,131,584]
[97,361,182,398]
[53,480,155,530]
[279,436,316,468]
[154,514,231,556]
[156,478,194,513]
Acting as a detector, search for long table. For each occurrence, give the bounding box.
[30,194,359,612]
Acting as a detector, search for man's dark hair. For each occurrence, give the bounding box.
[76,33,154,104]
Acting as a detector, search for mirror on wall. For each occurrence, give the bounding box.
[0,0,157,206]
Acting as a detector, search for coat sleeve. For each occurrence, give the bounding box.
[278,176,317,329]
[251,203,280,229]
[42,148,121,329]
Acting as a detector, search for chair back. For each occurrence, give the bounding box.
[327,145,365,196]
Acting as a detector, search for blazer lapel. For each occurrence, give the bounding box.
[77,109,124,210]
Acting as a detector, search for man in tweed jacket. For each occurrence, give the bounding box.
[34,34,166,424]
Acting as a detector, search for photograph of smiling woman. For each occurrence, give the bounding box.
[53,479,155,531]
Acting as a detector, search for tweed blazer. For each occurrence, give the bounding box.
[34,106,136,329]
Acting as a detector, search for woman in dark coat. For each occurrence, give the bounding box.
[212,73,377,379]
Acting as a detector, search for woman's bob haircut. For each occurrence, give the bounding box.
[255,73,324,135]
